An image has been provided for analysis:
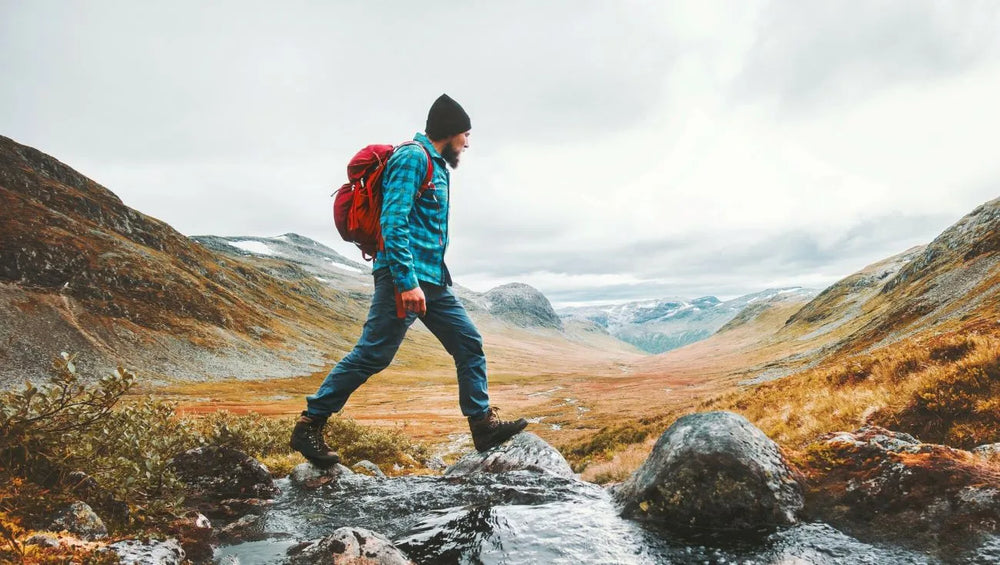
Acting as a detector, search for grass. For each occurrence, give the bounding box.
[704,331,1000,450]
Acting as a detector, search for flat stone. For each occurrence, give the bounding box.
[445,432,574,479]
[287,527,414,565]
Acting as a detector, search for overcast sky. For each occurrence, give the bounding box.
[3,1,999,307]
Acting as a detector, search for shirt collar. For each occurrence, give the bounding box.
[414,132,445,162]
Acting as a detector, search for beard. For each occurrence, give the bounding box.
[441,142,461,168]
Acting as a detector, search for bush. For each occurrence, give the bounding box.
[0,354,200,531]
[321,417,429,471]
[193,410,293,457]
[0,353,432,557]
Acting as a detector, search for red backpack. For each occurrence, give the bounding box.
[332,141,433,261]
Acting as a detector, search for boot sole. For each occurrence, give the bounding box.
[304,455,341,469]
[474,421,528,452]
[290,440,341,468]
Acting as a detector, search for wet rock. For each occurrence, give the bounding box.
[289,462,358,489]
[106,538,186,564]
[219,513,266,543]
[613,411,803,534]
[168,511,213,563]
[352,459,387,478]
[287,526,414,565]
[799,425,1000,547]
[444,432,574,478]
[171,445,278,501]
[48,501,107,540]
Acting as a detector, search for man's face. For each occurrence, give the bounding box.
[441,130,470,168]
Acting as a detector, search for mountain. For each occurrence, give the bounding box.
[192,233,369,289]
[0,135,639,388]
[559,288,818,353]
[483,283,563,330]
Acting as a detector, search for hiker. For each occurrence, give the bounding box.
[291,94,528,467]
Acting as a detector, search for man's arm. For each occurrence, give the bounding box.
[380,145,427,293]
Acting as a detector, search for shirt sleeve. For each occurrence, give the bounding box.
[380,145,427,291]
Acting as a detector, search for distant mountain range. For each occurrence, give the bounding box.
[559,288,818,353]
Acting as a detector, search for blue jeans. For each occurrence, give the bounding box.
[306,268,490,418]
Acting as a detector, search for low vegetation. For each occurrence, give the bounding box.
[0,355,429,563]
[566,330,1000,484]
[706,332,1000,451]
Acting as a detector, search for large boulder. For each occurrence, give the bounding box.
[287,527,414,565]
[798,425,1000,546]
[613,411,803,534]
[444,433,574,479]
[170,445,278,501]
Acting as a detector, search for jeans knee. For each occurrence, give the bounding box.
[347,344,396,373]
[453,333,485,367]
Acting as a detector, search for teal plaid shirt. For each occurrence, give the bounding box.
[374,132,451,291]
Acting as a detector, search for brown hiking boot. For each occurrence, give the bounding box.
[468,407,528,452]
[290,411,341,468]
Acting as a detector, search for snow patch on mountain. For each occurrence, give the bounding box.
[559,288,817,354]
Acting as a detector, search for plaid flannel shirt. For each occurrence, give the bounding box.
[374,132,451,291]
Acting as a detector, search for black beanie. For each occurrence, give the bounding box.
[425,94,471,140]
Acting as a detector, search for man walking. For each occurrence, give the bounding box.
[291,94,528,467]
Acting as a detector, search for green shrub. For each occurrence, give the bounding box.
[321,417,429,471]
[0,354,199,530]
[193,410,294,457]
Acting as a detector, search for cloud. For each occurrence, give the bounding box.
[732,0,1000,112]
[2,2,999,309]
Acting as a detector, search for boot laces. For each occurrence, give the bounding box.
[305,422,329,451]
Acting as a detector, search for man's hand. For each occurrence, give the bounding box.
[400,287,427,316]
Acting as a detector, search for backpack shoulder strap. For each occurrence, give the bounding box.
[396,141,435,196]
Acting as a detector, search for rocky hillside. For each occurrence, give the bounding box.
[0,135,377,386]
[560,288,817,353]
[770,197,1000,357]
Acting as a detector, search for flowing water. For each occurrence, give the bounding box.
[215,472,996,564]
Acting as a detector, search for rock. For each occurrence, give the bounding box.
[219,513,266,543]
[106,538,186,564]
[287,527,414,565]
[62,471,129,521]
[48,501,108,540]
[799,425,1000,546]
[613,411,803,534]
[352,460,387,478]
[444,432,574,479]
[24,532,93,549]
[170,445,278,501]
[289,462,358,489]
[168,511,213,563]
[973,442,1000,460]
[424,455,447,471]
